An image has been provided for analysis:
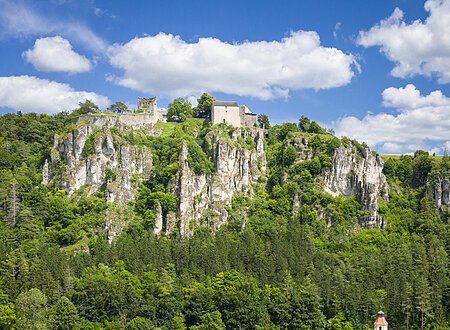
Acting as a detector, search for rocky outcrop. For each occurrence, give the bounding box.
[433,175,450,211]
[322,145,389,228]
[49,119,266,238]
[175,130,266,237]
[48,116,389,237]
[49,124,152,203]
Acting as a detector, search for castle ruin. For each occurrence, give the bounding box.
[137,97,158,114]
[71,97,257,129]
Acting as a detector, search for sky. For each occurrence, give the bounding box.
[0,0,449,154]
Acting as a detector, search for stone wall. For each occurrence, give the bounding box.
[211,104,242,127]
[211,103,257,127]
[72,113,164,129]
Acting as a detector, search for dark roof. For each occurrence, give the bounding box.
[213,101,239,107]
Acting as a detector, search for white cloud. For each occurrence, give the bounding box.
[382,84,450,110]
[94,7,106,16]
[0,75,110,114]
[333,84,450,154]
[23,36,92,73]
[333,22,341,39]
[107,31,357,100]
[0,0,106,52]
[357,0,450,83]
[444,141,450,152]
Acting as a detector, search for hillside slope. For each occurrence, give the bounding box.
[0,112,448,329]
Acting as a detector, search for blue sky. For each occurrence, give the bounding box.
[0,0,449,154]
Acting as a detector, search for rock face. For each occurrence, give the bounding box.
[49,119,266,238]
[175,130,266,236]
[50,124,152,203]
[433,175,450,211]
[322,145,389,228]
[48,116,389,237]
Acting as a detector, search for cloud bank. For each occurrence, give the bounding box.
[0,0,106,52]
[333,84,450,154]
[107,31,357,100]
[23,36,92,73]
[358,0,450,83]
[0,75,110,114]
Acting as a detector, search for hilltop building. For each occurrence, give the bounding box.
[137,97,158,114]
[211,101,257,128]
[374,310,388,330]
[72,97,258,129]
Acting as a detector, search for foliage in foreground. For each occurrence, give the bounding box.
[0,111,449,329]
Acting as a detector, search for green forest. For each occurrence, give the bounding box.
[0,103,449,329]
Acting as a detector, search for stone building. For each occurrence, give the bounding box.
[211,101,257,128]
[137,97,158,114]
[374,310,388,330]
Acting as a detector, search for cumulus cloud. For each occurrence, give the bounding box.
[357,0,450,83]
[333,84,450,154]
[107,31,357,100]
[0,75,110,114]
[0,0,106,51]
[23,36,92,73]
[445,141,450,151]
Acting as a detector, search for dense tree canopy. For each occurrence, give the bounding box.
[0,111,448,329]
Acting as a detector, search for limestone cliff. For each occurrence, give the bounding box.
[432,174,450,212]
[322,145,389,227]
[49,123,152,202]
[47,116,389,238]
[174,130,266,236]
[48,119,266,238]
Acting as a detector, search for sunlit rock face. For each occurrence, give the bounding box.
[51,124,152,203]
[176,130,266,237]
[433,175,450,211]
[322,145,389,228]
[49,117,391,239]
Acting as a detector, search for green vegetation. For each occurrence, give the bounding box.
[0,111,448,329]
[71,100,100,117]
[107,101,130,113]
[194,92,215,119]
[167,98,194,122]
[81,128,102,158]
[257,114,270,129]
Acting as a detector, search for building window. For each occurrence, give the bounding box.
[379,327,382,330]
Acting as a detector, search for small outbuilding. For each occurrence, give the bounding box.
[374,310,388,330]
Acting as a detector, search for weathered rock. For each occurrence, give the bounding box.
[49,117,391,238]
[176,130,266,237]
[322,144,389,228]
[50,124,152,203]
[433,175,450,211]
[42,159,49,185]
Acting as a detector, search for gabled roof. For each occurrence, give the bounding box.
[213,101,239,107]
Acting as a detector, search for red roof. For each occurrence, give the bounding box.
[374,316,388,326]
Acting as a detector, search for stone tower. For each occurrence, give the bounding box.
[374,310,388,330]
[137,97,157,114]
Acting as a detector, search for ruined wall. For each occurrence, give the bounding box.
[72,113,164,129]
